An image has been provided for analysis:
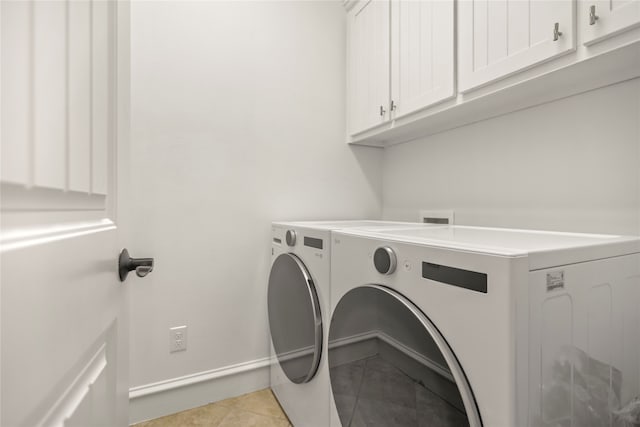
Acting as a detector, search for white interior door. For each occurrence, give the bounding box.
[1,1,131,426]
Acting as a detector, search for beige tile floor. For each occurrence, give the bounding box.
[132,389,291,427]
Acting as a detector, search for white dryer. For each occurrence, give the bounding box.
[268,221,432,426]
[328,226,640,427]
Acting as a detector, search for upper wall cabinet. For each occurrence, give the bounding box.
[458,0,576,92]
[347,0,455,136]
[580,0,640,46]
[347,0,391,135]
[390,0,455,119]
[344,0,640,146]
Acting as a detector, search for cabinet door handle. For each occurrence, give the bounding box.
[589,5,599,25]
[390,100,397,112]
[379,105,386,116]
[553,22,563,41]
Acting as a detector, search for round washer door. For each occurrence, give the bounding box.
[268,253,322,384]
[328,285,482,427]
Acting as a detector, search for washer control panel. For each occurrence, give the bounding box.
[374,246,397,275]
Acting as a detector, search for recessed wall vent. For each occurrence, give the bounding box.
[419,210,455,225]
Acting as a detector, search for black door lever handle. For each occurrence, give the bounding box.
[119,248,154,282]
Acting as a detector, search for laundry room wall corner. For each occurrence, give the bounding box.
[127,1,383,423]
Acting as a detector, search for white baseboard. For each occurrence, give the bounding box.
[329,329,452,381]
[129,329,454,424]
[128,357,272,425]
[375,331,453,382]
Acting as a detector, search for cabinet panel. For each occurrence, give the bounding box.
[581,0,640,46]
[348,0,390,136]
[391,0,455,118]
[459,0,576,92]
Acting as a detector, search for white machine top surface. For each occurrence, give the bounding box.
[338,225,640,268]
[273,220,432,231]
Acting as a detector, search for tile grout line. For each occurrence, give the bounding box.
[212,407,233,427]
[214,403,288,422]
[132,389,290,427]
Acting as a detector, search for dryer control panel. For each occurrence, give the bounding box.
[421,262,488,293]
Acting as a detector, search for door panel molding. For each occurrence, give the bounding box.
[40,344,108,427]
[1,0,116,199]
[20,322,118,427]
[0,218,115,253]
[1,183,107,213]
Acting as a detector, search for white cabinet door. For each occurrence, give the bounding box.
[458,0,576,92]
[1,1,131,426]
[391,0,455,119]
[347,0,391,136]
[580,0,640,45]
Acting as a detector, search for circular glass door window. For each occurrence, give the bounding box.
[328,285,482,427]
[268,253,322,384]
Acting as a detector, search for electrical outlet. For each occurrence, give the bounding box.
[169,326,187,353]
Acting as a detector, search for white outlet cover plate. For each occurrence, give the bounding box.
[169,325,187,353]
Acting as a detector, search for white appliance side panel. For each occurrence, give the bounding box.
[528,253,640,427]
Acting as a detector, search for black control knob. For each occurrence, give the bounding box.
[374,246,396,275]
[285,230,297,246]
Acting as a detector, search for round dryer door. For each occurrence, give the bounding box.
[268,253,322,384]
[328,285,482,427]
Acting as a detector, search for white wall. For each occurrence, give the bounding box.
[383,78,640,235]
[129,2,640,421]
[128,0,381,420]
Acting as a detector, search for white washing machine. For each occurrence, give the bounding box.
[328,225,640,427]
[268,220,437,426]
